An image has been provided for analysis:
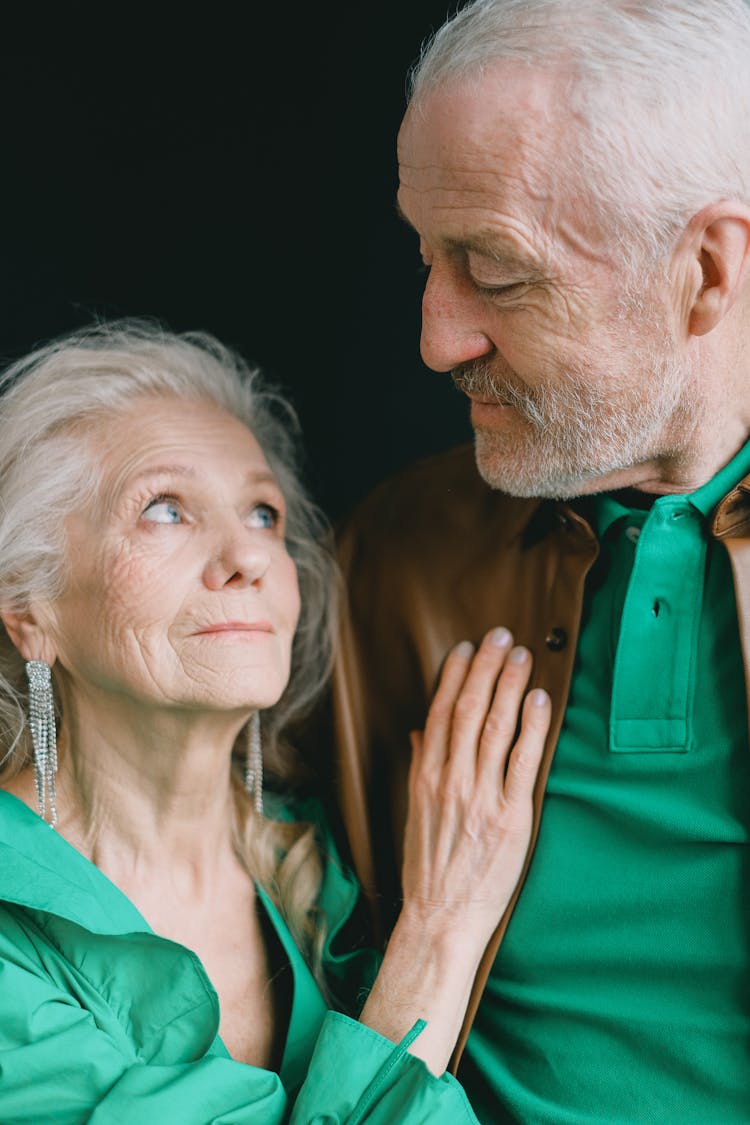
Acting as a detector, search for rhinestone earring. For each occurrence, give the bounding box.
[245,711,263,815]
[25,660,58,829]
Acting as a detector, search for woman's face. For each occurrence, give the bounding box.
[42,395,301,718]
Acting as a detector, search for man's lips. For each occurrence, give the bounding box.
[468,394,515,409]
[462,388,512,404]
[469,396,522,429]
[194,621,275,635]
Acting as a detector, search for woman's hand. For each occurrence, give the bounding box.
[358,628,550,1075]
[401,627,550,947]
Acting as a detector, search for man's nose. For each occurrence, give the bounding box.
[202,521,271,591]
[420,263,493,372]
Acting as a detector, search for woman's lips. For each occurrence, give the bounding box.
[195,621,275,635]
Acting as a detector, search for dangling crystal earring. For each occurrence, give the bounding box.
[25,660,58,829]
[245,711,263,815]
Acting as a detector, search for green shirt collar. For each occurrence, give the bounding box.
[583,437,750,538]
[689,437,750,518]
[0,790,149,934]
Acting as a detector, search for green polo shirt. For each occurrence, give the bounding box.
[460,445,750,1123]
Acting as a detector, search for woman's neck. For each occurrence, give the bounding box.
[49,691,251,893]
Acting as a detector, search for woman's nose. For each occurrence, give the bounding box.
[202,524,271,591]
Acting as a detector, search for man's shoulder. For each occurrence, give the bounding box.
[338,444,537,551]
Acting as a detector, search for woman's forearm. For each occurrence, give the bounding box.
[358,906,486,1074]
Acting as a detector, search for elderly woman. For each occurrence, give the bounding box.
[0,322,550,1124]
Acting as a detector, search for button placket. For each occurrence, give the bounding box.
[609,500,704,753]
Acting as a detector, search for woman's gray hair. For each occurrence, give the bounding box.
[408,0,750,269]
[0,319,336,775]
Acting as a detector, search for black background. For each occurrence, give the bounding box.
[1,3,471,520]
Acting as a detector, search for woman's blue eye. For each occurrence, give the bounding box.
[247,503,279,530]
[142,498,182,524]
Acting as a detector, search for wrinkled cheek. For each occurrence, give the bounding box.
[491,323,558,384]
[280,560,302,636]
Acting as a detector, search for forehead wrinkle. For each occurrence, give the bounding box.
[400,108,559,191]
[399,152,560,231]
[400,156,548,193]
[399,83,570,219]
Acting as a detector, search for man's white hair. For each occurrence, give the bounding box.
[408,0,750,268]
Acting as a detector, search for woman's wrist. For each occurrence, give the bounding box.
[394,899,493,965]
[357,907,487,1074]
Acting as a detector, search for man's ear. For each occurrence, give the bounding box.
[1,606,58,666]
[680,202,750,337]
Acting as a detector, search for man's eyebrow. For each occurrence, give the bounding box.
[446,232,545,274]
[393,205,545,275]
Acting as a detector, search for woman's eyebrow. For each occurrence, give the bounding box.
[129,464,198,485]
[128,465,278,485]
[103,463,283,512]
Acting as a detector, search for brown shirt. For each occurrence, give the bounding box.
[331,443,750,1068]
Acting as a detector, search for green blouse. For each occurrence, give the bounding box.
[0,791,477,1124]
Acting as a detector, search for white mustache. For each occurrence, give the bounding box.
[452,361,547,427]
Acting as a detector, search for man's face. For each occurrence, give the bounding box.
[397,64,700,499]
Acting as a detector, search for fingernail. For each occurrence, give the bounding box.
[455,641,475,658]
[529,689,549,706]
[508,646,529,664]
[489,627,512,648]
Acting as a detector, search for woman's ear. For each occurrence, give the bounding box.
[1,606,58,666]
[679,202,750,337]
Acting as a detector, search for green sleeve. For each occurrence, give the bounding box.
[0,949,478,1124]
[0,953,288,1124]
[292,1012,481,1124]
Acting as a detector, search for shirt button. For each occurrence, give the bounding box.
[625,526,641,543]
[545,627,568,652]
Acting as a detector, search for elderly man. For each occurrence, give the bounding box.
[332,0,750,1121]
